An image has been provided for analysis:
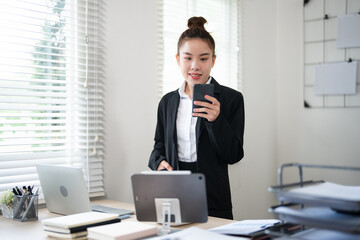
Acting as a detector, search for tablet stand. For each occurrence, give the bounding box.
[159,202,171,235]
[155,198,182,235]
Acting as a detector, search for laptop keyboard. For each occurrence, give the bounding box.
[91,204,134,216]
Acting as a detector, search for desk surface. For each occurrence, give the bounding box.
[0,199,234,239]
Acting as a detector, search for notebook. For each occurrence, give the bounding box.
[43,218,121,234]
[44,230,88,239]
[42,211,119,229]
[87,221,158,240]
[36,164,134,216]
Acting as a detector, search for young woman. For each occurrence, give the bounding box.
[148,16,245,220]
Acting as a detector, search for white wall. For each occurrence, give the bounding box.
[104,0,360,221]
[276,0,360,185]
[104,0,159,203]
[229,0,278,219]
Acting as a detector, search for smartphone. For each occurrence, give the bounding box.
[192,84,214,113]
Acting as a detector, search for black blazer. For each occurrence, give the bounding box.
[149,78,245,219]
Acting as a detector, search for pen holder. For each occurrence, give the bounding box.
[12,194,39,222]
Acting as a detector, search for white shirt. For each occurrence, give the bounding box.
[176,77,212,162]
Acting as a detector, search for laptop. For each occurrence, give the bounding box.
[36,164,134,216]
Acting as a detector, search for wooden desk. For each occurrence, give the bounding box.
[0,199,234,239]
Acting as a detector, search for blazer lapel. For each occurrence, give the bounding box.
[170,92,180,144]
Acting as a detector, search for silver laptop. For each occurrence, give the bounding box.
[36,164,134,216]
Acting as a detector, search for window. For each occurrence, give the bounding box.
[0,0,105,198]
[159,0,241,96]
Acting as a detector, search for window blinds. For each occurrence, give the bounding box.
[160,0,241,96]
[0,0,105,198]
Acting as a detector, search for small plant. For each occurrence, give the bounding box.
[0,189,14,208]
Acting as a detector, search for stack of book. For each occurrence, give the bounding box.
[41,211,120,239]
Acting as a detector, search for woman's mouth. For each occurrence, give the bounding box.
[189,73,201,80]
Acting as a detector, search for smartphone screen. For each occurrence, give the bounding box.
[192,84,214,113]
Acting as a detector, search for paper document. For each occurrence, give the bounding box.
[290,182,360,201]
[337,14,360,48]
[276,228,360,240]
[270,181,360,212]
[274,206,360,233]
[210,219,280,236]
[314,62,357,95]
[147,226,247,240]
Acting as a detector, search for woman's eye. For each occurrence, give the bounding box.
[185,57,191,60]
[200,58,208,61]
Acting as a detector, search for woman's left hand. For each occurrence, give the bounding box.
[193,95,220,122]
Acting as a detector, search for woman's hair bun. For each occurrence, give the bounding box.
[187,16,207,29]
[177,16,215,56]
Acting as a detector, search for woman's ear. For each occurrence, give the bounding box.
[212,55,216,68]
[176,54,180,66]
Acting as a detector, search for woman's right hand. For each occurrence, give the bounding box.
[157,160,173,171]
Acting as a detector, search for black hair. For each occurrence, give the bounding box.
[177,16,215,56]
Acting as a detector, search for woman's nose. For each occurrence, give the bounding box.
[191,60,200,70]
